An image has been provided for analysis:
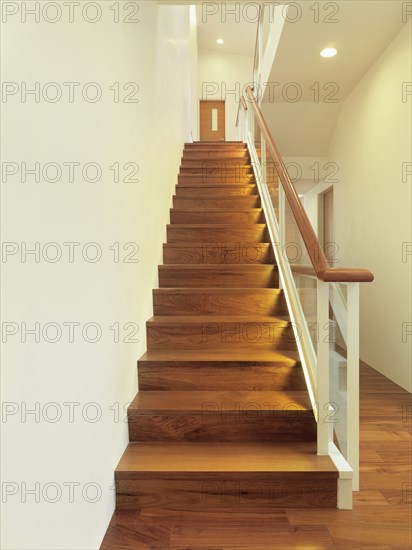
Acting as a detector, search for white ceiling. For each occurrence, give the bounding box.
[196,4,258,56]
[195,1,407,156]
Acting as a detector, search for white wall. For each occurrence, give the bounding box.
[190,6,199,141]
[323,23,411,390]
[198,49,253,141]
[1,2,195,548]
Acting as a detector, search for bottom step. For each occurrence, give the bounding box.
[115,442,338,510]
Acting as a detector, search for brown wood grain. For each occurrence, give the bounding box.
[200,101,226,142]
[176,183,257,194]
[115,441,336,474]
[183,150,249,159]
[152,288,287,316]
[166,224,270,244]
[146,315,299,351]
[101,139,345,550]
[163,243,274,265]
[180,159,252,168]
[170,209,265,225]
[172,196,261,210]
[138,363,306,392]
[101,364,411,549]
[158,264,279,288]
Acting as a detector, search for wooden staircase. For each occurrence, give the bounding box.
[114,141,338,511]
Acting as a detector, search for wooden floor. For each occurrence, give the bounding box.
[100,362,412,549]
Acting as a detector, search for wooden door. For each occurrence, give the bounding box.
[200,101,225,141]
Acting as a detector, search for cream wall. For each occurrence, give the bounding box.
[1,2,195,548]
[325,23,412,391]
[198,49,253,141]
[190,6,199,141]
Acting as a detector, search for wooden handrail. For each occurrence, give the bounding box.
[235,97,248,128]
[245,85,374,284]
[252,6,262,82]
[291,264,374,283]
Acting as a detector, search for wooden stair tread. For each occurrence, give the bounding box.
[153,288,282,295]
[131,390,312,414]
[159,265,279,288]
[159,264,277,271]
[138,349,300,363]
[172,195,260,203]
[177,185,256,188]
[163,242,270,248]
[173,194,257,197]
[167,224,267,228]
[185,141,245,145]
[176,184,256,188]
[176,185,257,195]
[182,154,250,158]
[147,315,290,324]
[183,148,246,151]
[173,195,259,199]
[102,141,340,517]
[180,166,253,170]
[116,442,337,475]
[170,208,263,213]
[182,160,250,164]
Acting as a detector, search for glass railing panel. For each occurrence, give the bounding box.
[280,183,316,350]
[265,148,279,219]
[293,273,317,353]
[328,282,349,459]
[254,116,262,163]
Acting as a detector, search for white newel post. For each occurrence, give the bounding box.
[346,282,360,490]
[317,280,330,454]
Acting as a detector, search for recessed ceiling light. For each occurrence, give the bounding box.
[217,38,224,45]
[298,194,304,198]
[320,47,337,58]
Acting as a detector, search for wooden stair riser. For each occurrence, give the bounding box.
[180,163,253,172]
[172,196,261,209]
[163,243,274,264]
[107,140,340,516]
[184,143,247,150]
[166,225,270,244]
[179,169,253,177]
[182,152,250,160]
[184,143,247,148]
[146,320,299,351]
[127,412,317,443]
[138,362,306,391]
[176,185,258,196]
[153,289,287,316]
[181,156,251,162]
[115,475,337,510]
[178,175,255,185]
[158,266,279,287]
[170,209,265,224]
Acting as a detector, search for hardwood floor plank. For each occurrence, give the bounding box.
[100,516,173,549]
[100,142,411,549]
[170,523,335,547]
[328,523,412,547]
